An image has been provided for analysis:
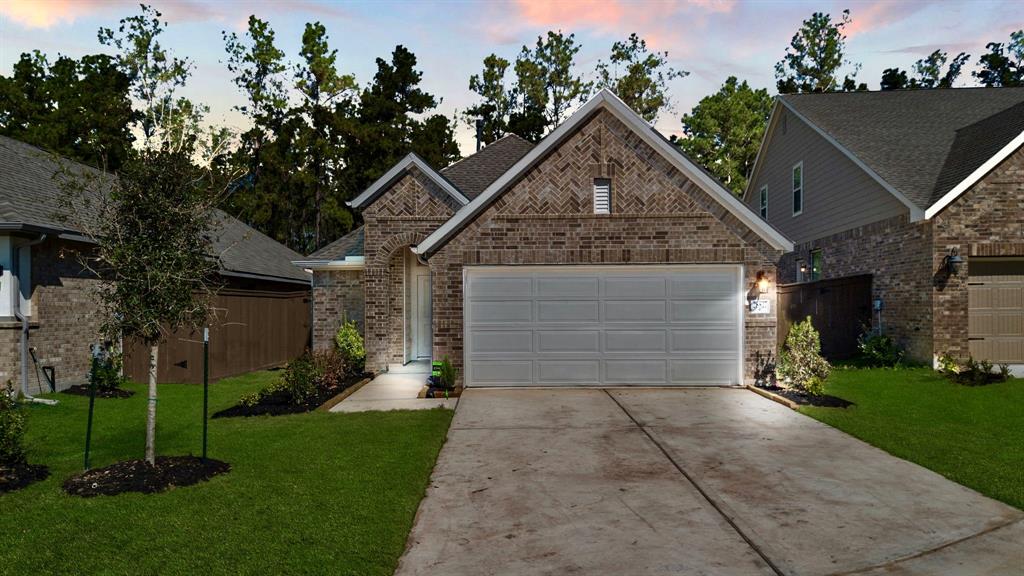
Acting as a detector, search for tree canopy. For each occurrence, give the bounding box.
[775,9,865,93]
[880,50,970,90]
[595,33,688,122]
[975,30,1024,87]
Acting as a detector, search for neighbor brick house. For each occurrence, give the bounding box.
[300,90,792,387]
[0,135,312,393]
[744,88,1024,370]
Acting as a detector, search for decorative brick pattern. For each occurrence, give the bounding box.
[932,146,1024,360]
[311,269,363,351]
[427,110,783,385]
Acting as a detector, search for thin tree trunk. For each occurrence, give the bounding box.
[145,344,159,466]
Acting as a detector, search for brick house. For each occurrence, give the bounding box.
[300,90,792,387]
[0,135,312,394]
[744,88,1024,371]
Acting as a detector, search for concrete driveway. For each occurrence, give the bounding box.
[396,388,1024,576]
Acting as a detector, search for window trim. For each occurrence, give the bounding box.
[792,161,803,216]
[593,178,611,214]
[758,185,768,219]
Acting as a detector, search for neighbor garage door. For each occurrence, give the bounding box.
[969,259,1024,363]
[464,265,743,387]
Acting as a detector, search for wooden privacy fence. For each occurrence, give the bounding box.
[125,287,310,383]
[777,275,872,360]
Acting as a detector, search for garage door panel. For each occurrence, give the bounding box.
[466,266,742,386]
[671,328,738,353]
[537,330,600,353]
[471,301,532,323]
[605,277,667,298]
[605,300,667,322]
[537,277,598,298]
[605,330,667,353]
[471,331,533,353]
[538,360,600,384]
[470,277,533,299]
[671,360,738,384]
[471,360,533,384]
[605,359,668,383]
[538,301,599,322]
[670,299,737,322]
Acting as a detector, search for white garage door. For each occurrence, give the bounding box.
[464,265,743,387]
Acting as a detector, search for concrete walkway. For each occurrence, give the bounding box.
[396,388,1024,575]
[330,363,456,413]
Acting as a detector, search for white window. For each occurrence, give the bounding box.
[792,162,803,216]
[759,185,768,219]
[593,178,611,214]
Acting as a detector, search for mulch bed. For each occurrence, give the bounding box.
[211,373,369,418]
[761,386,854,408]
[62,385,135,398]
[62,456,229,497]
[0,461,51,494]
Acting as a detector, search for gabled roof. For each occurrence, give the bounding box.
[439,134,534,199]
[295,226,365,269]
[0,135,311,285]
[773,88,1024,217]
[414,89,793,257]
[347,153,469,209]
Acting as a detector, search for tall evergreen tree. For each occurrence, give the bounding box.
[775,9,865,93]
[677,77,772,196]
[465,54,512,145]
[594,33,688,122]
[0,51,134,169]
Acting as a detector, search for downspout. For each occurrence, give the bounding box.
[12,234,56,405]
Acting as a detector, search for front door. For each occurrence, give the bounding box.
[416,274,431,359]
[406,251,432,362]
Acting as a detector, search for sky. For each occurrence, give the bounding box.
[1,0,1022,156]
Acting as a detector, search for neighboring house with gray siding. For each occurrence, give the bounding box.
[744,88,1024,369]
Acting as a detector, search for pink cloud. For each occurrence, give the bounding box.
[0,0,132,29]
[844,1,936,38]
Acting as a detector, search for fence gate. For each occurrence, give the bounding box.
[778,275,872,360]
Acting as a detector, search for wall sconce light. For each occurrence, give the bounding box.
[943,248,964,276]
[756,271,770,294]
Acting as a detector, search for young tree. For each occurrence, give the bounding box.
[677,77,773,196]
[775,9,864,93]
[98,4,203,150]
[522,31,592,131]
[508,54,548,142]
[0,51,135,169]
[975,30,1024,87]
[464,54,512,145]
[594,33,688,122]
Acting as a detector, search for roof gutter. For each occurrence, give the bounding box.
[12,233,57,405]
[291,256,365,271]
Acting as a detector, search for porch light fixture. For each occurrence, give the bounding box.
[943,248,964,276]
[756,271,770,294]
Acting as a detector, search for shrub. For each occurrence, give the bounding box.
[334,321,365,374]
[0,381,27,466]
[436,356,458,390]
[937,352,959,374]
[936,353,1011,386]
[239,350,350,408]
[311,349,348,390]
[778,317,831,396]
[281,353,319,406]
[90,346,128,391]
[857,332,905,368]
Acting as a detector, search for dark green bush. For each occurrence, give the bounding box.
[0,381,27,466]
[90,349,128,391]
[778,317,831,396]
[436,356,458,390]
[334,320,365,374]
[857,332,905,368]
[939,355,1011,386]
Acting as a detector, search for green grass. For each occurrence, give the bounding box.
[1,372,453,576]
[801,367,1023,510]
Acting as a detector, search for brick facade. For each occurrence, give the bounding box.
[311,269,364,351]
[426,110,783,385]
[931,146,1024,360]
[779,214,934,362]
[0,238,105,390]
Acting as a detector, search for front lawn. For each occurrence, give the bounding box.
[801,367,1023,510]
[1,371,452,576]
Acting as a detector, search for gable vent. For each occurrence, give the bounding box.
[593,178,611,214]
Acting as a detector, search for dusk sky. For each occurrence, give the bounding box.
[2,0,1022,155]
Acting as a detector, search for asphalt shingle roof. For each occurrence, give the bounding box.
[781,87,1024,209]
[0,135,310,284]
[439,134,534,199]
[307,226,364,260]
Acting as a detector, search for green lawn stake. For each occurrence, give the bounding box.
[84,347,99,471]
[202,327,209,462]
